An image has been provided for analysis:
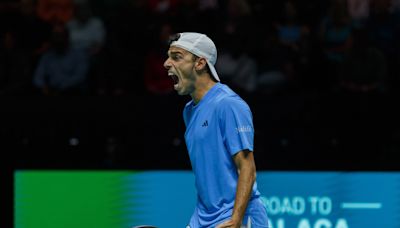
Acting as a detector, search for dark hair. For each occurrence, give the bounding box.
[168,33,181,46]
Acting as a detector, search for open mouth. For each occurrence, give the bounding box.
[168,72,179,85]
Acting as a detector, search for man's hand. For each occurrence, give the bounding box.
[215,219,241,228]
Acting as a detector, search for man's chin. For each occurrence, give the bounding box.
[174,86,183,95]
[176,90,186,96]
[176,88,189,96]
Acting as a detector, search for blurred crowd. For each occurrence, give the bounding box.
[2,0,400,169]
[1,0,399,97]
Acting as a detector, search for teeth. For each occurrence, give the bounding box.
[168,72,174,76]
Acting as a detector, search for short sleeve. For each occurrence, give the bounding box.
[219,97,254,156]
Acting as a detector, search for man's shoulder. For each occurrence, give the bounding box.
[213,84,241,102]
[215,86,249,107]
[215,93,250,117]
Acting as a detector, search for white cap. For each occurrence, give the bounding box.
[170,32,220,82]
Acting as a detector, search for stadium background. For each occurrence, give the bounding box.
[1,0,400,227]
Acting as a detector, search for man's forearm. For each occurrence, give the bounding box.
[231,164,256,223]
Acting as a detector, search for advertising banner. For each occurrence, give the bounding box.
[15,171,400,228]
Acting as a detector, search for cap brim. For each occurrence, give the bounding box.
[206,60,220,82]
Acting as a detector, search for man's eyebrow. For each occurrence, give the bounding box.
[168,51,184,56]
[170,51,183,55]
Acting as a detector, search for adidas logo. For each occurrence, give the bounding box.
[202,120,208,127]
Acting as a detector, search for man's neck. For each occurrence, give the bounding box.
[191,76,217,104]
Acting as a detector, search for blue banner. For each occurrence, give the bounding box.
[125,172,400,228]
[256,172,400,228]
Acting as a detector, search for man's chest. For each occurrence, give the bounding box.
[185,108,219,145]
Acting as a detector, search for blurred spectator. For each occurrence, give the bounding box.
[33,25,89,96]
[337,27,387,93]
[37,0,74,25]
[319,0,353,63]
[276,1,310,48]
[255,27,295,94]
[66,2,106,54]
[367,0,400,91]
[274,1,311,88]
[216,35,258,94]
[66,1,106,95]
[215,0,258,93]
[318,0,353,88]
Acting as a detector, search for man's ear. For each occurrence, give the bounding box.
[195,58,208,72]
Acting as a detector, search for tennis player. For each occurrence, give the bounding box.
[164,32,269,228]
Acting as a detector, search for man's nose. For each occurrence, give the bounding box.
[163,58,171,69]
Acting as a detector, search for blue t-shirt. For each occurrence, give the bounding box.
[183,83,268,227]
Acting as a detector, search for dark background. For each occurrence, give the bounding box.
[1,0,400,226]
